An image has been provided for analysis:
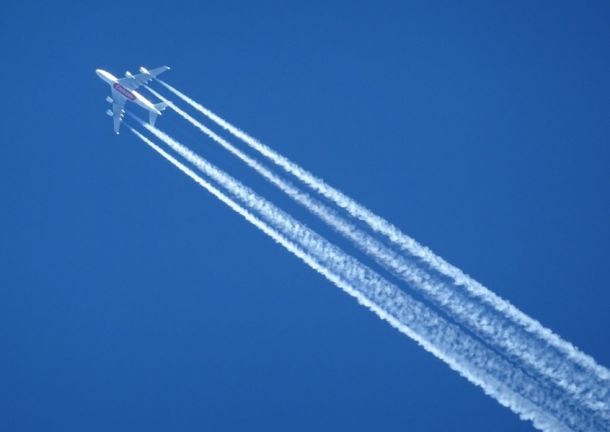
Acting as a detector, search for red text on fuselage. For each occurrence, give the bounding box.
[113,83,136,101]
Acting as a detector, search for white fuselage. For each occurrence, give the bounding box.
[95,69,161,115]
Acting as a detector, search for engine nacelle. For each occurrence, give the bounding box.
[139,66,150,75]
[125,71,134,78]
[106,109,113,117]
[106,96,113,103]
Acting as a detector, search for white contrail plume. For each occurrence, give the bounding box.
[129,122,606,431]
[150,82,610,416]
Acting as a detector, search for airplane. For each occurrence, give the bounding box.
[96,65,171,134]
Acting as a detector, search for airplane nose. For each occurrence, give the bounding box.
[95,69,103,77]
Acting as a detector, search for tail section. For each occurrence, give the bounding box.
[148,102,168,127]
[155,102,168,113]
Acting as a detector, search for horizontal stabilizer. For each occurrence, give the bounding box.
[149,110,159,127]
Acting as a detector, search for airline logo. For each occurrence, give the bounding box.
[113,83,136,101]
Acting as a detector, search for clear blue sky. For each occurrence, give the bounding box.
[1,1,609,431]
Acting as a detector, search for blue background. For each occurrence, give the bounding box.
[1,1,609,431]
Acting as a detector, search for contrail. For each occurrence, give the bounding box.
[129,121,606,431]
[151,82,610,416]
[155,79,607,379]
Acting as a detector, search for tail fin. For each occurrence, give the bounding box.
[148,102,168,126]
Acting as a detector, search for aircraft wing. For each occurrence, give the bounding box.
[111,90,126,134]
[117,65,170,91]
